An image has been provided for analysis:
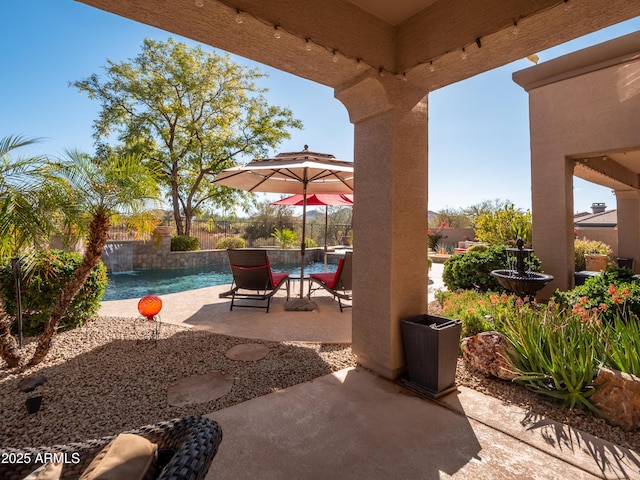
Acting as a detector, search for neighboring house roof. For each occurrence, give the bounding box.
[574,210,617,228]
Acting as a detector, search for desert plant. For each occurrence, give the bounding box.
[497,307,602,412]
[598,312,640,376]
[215,236,246,249]
[304,238,318,248]
[171,235,200,251]
[574,238,612,271]
[0,251,107,336]
[271,228,298,248]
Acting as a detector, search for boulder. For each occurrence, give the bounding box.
[591,367,640,431]
[461,331,517,380]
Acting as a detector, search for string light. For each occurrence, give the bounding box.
[209,0,573,76]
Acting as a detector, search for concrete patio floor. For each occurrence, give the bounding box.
[98,264,640,479]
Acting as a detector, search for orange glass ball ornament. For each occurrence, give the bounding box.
[138,295,162,321]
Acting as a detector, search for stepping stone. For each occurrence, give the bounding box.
[167,372,233,407]
[225,343,270,361]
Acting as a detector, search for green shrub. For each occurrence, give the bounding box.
[466,244,489,253]
[474,202,532,246]
[439,290,493,337]
[0,250,107,336]
[574,238,612,271]
[215,236,246,249]
[304,238,318,248]
[170,235,200,251]
[442,245,541,292]
[552,268,640,323]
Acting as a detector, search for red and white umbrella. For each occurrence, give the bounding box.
[271,193,353,251]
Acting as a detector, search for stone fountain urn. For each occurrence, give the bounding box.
[490,238,553,296]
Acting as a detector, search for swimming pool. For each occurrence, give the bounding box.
[103,261,337,301]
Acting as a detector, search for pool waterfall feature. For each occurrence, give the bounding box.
[102,242,134,273]
[490,238,554,296]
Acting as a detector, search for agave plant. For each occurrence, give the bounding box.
[497,307,603,412]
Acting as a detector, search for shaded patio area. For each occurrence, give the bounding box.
[97,269,640,479]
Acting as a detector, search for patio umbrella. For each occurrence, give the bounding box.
[270,193,353,252]
[213,146,354,311]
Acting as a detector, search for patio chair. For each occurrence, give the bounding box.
[219,249,290,312]
[308,251,352,312]
[1,416,222,480]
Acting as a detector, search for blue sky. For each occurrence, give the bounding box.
[2,1,639,214]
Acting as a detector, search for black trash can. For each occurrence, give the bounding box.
[401,314,462,398]
[617,257,635,270]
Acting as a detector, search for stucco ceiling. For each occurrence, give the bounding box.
[574,150,640,191]
[75,0,640,92]
[346,0,437,25]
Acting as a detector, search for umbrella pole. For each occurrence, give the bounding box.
[300,185,307,298]
[324,207,328,272]
[285,179,317,311]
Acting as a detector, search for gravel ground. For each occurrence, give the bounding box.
[0,317,356,449]
[1,313,638,453]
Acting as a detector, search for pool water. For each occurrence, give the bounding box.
[103,261,337,301]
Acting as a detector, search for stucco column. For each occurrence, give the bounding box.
[615,189,640,273]
[531,153,575,296]
[336,77,429,379]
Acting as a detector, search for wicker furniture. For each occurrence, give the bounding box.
[0,416,222,480]
[219,249,290,312]
[308,251,353,311]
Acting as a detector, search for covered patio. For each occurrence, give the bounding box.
[77,0,640,380]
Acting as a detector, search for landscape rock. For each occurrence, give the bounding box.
[460,331,517,380]
[591,367,640,431]
[18,375,47,393]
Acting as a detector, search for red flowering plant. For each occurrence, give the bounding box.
[552,267,640,324]
[427,221,449,251]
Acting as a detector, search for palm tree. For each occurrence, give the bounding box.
[0,135,52,367]
[28,150,160,365]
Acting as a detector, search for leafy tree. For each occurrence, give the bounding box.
[0,135,53,257]
[463,199,507,225]
[473,201,532,246]
[243,200,297,242]
[73,38,303,237]
[0,135,55,366]
[28,151,161,365]
[0,148,160,367]
[429,207,472,228]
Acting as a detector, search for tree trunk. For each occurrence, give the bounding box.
[183,210,192,237]
[29,210,110,366]
[0,295,24,367]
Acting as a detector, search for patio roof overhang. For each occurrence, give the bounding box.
[75,0,640,93]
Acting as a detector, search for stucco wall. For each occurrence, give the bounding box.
[515,33,640,294]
